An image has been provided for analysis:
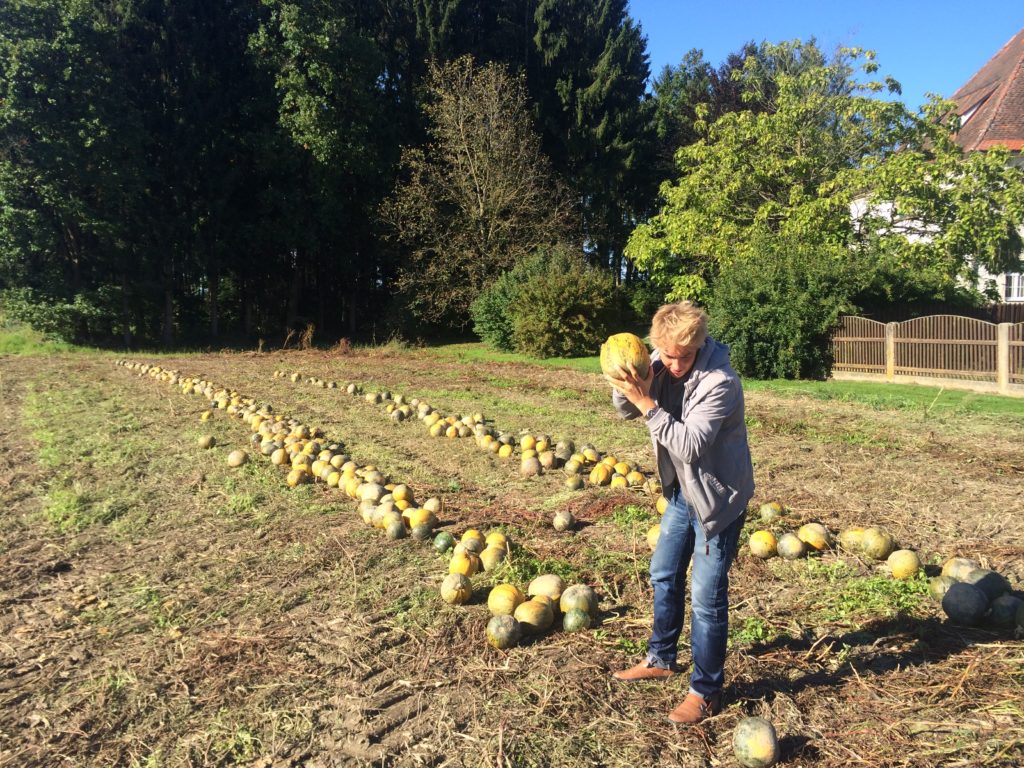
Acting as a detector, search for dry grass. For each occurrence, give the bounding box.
[0,349,1021,767]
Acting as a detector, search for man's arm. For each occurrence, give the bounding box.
[646,377,737,463]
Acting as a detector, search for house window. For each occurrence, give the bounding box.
[1006,273,1024,301]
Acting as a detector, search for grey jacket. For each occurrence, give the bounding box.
[613,337,754,539]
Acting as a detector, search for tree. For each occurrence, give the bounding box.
[533,0,656,276]
[382,56,570,329]
[650,41,828,166]
[626,41,1024,305]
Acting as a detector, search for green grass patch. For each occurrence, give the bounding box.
[384,583,437,629]
[746,378,1024,422]
[0,322,81,355]
[23,385,157,534]
[730,616,780,647]
[609,504,656,531]
[494,547,580,585]
[430,342,602,374]
[794,558,930,624]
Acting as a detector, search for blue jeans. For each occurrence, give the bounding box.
[646,489,744,699]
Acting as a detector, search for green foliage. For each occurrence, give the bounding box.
[0,317,77,354]
[470,250,551,351]
[707,233,860,379]
[797,559,929,623]
[614,636,648,656]
[610,504,656,531]
[622,278,669,325]
[472,245,621,357]
[384,56,570,330]
[731,616,779,646]
[1,287,106,344]
[627,40,1024,312]
[533,0,656,270]
[498,549,580,585]
[510,250,619,358]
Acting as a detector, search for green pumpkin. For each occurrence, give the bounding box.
[942,582,989,625]
[433,531,455,554]
[385,519,407,540]
[962,568,1010,602]
[989,594,1023,627]
[733,717,779,767]
[486,614,521,649]
[411,523,433,541]
[559,584,598,617]
[562,608,590,633]
[928,575,956,602]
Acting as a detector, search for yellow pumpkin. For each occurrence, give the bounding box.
[527,574,565,602]
[479,545,507,572]
[487,584,525,616]
[797,523,832,552]
[440,573,472,605]
[449,550,481,577]
[589,464,612,486]
[513,599,554,634]
[748,530,777,559]
[646,524,661,552]
[484,531,508,549]
[888,549,921,579]
[600,333,651,380]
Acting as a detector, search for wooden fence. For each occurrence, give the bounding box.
[831,315,1024,396]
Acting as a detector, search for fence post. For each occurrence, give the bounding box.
[997,323,1010,395]
[885,322,897,382]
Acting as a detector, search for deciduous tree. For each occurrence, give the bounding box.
[383,56,570,329]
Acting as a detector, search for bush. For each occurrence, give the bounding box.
[624,278,670,325]
[470,250,551,351]
[0,287,104,344]
[511,250,619,358]
[707,234,862,379]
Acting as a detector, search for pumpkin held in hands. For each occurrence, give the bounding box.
[600,333,651,380]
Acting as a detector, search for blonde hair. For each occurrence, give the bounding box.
[650,302,708,350]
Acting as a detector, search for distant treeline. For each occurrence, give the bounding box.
[0,0,752,347]
[4,3,1022,370]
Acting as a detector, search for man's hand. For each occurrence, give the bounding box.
[606,363,655,412]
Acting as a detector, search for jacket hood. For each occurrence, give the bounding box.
[694,337,732,378]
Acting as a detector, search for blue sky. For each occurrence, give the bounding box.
[628,1,1024,111]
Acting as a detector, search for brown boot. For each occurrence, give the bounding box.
[611,661,675,682]
[667,692,722,724]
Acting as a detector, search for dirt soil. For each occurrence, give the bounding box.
[1,349,1022,768]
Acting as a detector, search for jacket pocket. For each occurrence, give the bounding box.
[682,465,738,526]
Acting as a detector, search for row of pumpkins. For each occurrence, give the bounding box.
[274,368,658,495]
[122,350,777,768]
[119,359,608,644]
[116,361,442,520]
[727,502,1022,630]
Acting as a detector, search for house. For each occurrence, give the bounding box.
[950,27,1024,302]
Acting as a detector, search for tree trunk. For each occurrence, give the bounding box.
[209,267,220,341]
[161,255,174,348]
[121,271,133,348]
[348,278,358,337]
[285,250,302,333]
[316,254,326,336]
[242,277,255,336]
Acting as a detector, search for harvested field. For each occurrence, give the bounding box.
[1,348,1022,768]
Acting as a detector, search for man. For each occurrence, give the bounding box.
[606,301,754,724]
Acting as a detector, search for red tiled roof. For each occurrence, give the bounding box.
[950,28,1024,152]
